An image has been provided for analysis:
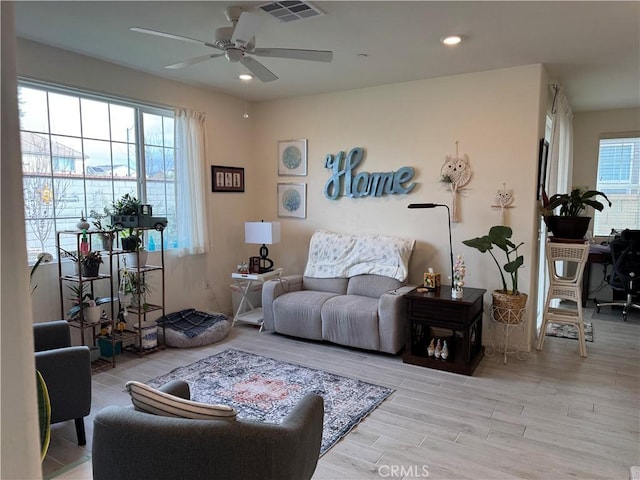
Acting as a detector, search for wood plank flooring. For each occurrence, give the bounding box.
[45,308,639,480]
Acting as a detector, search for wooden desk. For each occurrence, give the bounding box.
[582,246,611,307]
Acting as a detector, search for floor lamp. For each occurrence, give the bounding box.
[407,203,454,285]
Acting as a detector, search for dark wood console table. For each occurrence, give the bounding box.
[403,286,486,376]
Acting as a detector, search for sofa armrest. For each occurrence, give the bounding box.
[33,320,71,352]
[262,274,303,331]
[377,284,417,354]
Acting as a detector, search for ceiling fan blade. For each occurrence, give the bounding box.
[165,53,224,69]
[240,56,278,82]
[231,11,262,46]
[130,27,217,49]
[252,48,333,63]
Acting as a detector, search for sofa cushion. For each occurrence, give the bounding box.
[321,295,380,351]
[125,381,236,420]
[303,276,348,294]
[347,274,403,299]
[273,290,339,340]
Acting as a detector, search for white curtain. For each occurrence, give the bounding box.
[174,108,209,257]
[547,87,574,197]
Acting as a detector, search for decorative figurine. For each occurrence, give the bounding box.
[441,340,449,360]
[434,339,442,359]
[491,183,515,226]
[427,338,435,357]
[440,141,472,222]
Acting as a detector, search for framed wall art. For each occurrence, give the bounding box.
[278,139,307,176]
[211,165,244,193]
[537,138,549,200]
[278,183,306,219]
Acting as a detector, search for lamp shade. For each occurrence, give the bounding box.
[245,222,281,245]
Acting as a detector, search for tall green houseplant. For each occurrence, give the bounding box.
[462,225,524,295]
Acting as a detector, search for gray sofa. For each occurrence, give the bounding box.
[262,231,415,354]
[93,380,323,480]
[262,274,413,353]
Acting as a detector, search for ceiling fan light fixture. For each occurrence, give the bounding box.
[440,35,463,46]
[239,73,253,81]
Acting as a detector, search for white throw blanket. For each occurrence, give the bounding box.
[304,230,415,282]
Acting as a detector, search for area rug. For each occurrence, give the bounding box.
[545,322,593,342]
[146,348,394,455]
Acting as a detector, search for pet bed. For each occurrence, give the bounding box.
[157,309,231,348]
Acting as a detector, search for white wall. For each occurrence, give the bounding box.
[252,64,547,345]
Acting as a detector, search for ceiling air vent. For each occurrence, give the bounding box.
[258,1,325,23]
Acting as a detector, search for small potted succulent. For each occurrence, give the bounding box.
[540,186,611,239]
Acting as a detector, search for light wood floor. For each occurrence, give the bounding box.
[45,308,639,480]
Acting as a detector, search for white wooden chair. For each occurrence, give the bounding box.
[537,241,590,357]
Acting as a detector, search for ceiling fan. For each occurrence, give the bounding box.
[130,6,333,82]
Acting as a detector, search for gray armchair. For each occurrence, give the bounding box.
[92,380,324,480]
[33,320,92,445]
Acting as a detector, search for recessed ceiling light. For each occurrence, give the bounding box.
[440,35,463,46]
[239,74,253,81]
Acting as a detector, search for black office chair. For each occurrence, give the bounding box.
[596,230,640,321]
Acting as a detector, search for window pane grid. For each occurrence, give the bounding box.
[19,82,176,262]
[594,136,640,236]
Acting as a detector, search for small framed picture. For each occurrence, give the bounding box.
[278,139,307,176]
[212,165,244,192]
[278,183,306,219]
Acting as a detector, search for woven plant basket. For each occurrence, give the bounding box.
[491,290,528,324]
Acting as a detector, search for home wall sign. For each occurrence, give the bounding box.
[324,147,416,200]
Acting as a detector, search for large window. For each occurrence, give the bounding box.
[593,135,640,236]
[19,81,176,261]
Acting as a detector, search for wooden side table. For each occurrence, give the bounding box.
[403,286,486,376]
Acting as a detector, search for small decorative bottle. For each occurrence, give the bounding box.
[441,340,449,360]
[452,254,465,299]
[426,338,435,357]
[434,339,442,359]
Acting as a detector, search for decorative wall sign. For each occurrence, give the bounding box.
[278,183,306,218]
[278,139,307,176]
[492,183,515,226]
[440,141,472,222]
[323,147,416,200]
[211,165,244,192]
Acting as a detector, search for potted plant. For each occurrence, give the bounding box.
[111,194,142,251]
[463,225,527,323]
[540,186,611,239]
[80,250,103,278]
[89,207,116,250]
[67,284,111,324]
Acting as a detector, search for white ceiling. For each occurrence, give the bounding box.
[13,1,640,112]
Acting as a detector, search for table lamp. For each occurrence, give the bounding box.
[244,221,281,273]
[407,203,454,285]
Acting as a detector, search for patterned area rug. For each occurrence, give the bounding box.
[146,348,394,455]
[545,322,593,342]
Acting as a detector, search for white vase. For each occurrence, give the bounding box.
[125,250,148,268]
[452,287,463,299]
[84,306,102,324]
